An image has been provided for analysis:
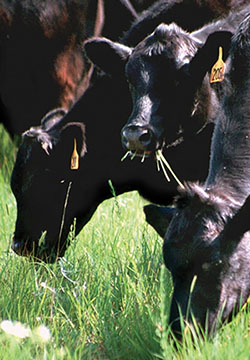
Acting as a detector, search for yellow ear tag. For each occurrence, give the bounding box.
[210,46,225,83]
[70,138,79,170]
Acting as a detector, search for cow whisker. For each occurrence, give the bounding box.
[156,149,184,188]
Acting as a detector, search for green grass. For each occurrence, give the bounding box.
[0,124,249,359]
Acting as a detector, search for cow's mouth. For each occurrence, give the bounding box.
[121,133,184,161]
[11,235,37,257]
[11,235,58,263]
[121,149,153,161]
[121,147,184,188]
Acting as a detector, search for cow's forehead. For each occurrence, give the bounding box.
[125,54,152,84]
[125,45,179,87]
[126,28,198,80]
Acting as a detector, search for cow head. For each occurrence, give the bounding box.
[144,184,250,339]
[10,109,86,262]
[84,24,232,157]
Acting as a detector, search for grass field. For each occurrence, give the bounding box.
[0,124,249,359]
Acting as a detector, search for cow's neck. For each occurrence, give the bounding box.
[205,79,250,204]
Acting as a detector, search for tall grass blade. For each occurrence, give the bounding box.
[159,155,171,182]
[58,181,72,256]
[157,150,184,188]
[121,151,131,162]
[141,152,146,163]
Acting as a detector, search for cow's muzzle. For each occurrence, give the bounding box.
[121,124,158,153]
[11,237,34,257]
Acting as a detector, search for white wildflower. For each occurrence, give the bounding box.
[35,325,51,342]
[1,320,31,339]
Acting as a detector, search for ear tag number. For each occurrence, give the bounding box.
[70,138,79,170]
[210,46,225,83]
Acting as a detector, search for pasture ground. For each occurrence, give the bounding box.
[0,124,249,359]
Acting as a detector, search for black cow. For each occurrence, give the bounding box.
[10,3,249,262]
[0,0,138,137]
[144,13,250,338]
[85,8,248,155]
[10,74,173,262]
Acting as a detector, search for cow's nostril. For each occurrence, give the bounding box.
[122,125,155,151]
[139,131,151,145]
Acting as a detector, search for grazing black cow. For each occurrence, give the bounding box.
[10,3,249,262]
[0,0,138,137]
[144,13,250,338]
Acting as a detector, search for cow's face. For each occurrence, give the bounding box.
[10,110,86,262]
[122,24,201,153]
[85,24,232,156]
[164,186,225,337]
[146,184,250,338]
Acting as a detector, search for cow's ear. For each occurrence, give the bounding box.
[23,108,67,155]
[84,37,132,76]
[144,204,174,238]
[186,31,233,84]
[41,108,67,131]
[51,122,86,173]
